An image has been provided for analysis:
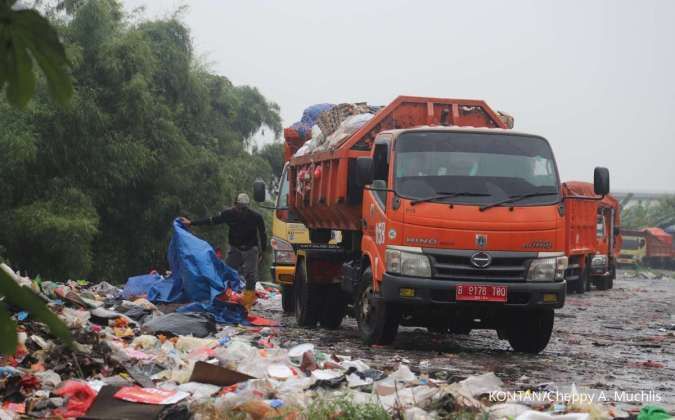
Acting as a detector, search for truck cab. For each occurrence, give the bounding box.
[617,232,646,267]
[353,126,576,352]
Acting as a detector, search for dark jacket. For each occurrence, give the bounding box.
[192,207,267,251]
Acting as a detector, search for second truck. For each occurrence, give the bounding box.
[256,96,612,353]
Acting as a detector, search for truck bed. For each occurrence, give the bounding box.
[287,96,508,231]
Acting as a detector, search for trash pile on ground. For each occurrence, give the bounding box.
[1,223,671,419]
[622,270,673,280]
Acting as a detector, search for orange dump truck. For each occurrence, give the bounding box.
[254,96,611,353]
[641,227,673,268]
[562,182,621,291]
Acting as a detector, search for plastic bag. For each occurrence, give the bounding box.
[324,113,374,150]
[141,312,217,338]
[53,380,97,418]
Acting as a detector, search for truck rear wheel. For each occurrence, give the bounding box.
[319,284,346,330]
[507,309,554,354]
[575,263,588,294]
[355,267,400,345]
[281,284,294,313]
[294,258,320,327]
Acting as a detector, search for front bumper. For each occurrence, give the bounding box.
[271,265,295,286]
[378,273,565,309]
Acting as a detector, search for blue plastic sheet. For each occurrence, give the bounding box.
[122,273,163,299]
[290,103,334,138]
[137,219,246,324]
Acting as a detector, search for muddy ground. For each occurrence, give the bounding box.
[263,270,675,410]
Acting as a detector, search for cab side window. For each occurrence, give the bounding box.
[372,141,389,207]
[596,211,606,239]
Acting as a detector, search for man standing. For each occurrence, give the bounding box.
[180,193,267,311]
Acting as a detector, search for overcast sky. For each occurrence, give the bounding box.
[123,0,674,192]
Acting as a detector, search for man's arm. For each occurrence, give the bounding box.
[191,208,236,226]
[257,213,268,252]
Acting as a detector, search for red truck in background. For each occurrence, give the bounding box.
[562,182,621,292]
[254,96,612,353]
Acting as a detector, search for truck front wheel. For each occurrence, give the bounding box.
[507,309,554,354]
[355,267,400,345]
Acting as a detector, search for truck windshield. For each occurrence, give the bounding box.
[622,237,640,250]
[394,131,560,205]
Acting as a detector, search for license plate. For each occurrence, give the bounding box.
[456,284,508,302]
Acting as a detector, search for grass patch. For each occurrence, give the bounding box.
[306,394,391,420]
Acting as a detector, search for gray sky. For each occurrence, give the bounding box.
[124,0,675,192]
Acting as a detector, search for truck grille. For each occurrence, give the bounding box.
[424,249,535,282]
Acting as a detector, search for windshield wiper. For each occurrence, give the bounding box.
[479,191,559,212]
[411,191,490,206]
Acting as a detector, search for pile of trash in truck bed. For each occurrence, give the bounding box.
[285,102,382,159]
[0,223,665,419]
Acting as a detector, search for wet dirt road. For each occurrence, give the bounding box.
[267,271,675,410]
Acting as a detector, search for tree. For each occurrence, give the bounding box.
[0,0,73,107]
[1,0,281,282]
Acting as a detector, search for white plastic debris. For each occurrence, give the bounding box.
[488,403,531,419]
[516,412,590,420]
[459,372,504,396]
[311,369,343,381]
[288,343,315,365]
[267,364,294,380]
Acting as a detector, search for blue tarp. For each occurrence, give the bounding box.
[290,103,334,138]
[127,219,246,324]
[122,273,163,299]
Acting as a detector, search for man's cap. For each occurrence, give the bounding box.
[236,193,250,205]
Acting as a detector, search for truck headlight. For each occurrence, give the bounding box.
[271,237,296,265]
[385,249,431,277]
[528,256,568,282]
[591,254,608,267]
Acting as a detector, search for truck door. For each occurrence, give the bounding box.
[362,137,395,286]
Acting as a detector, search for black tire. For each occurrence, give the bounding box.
[608,267,614,289]
[319,285,346,330]
[449,325,472,335]
[507,309,554,354]
[281,284,294,313]
[354,267,400,345]
[596,276,610,291]
[575,262,588,294]
[427,322,448,334]
[294,258,320,327]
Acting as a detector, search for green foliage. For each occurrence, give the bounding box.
[306,394,391,420]
[0,0,282,283]
[0,267,73,354]
[5,185,99,280]
[0,0,73,107]
[621,197,675,229]
[256,142,285,183]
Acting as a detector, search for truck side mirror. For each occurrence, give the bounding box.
[253,180,266,203]
[355,157,374,187]
[593,167,610,196]
[640,239,646,248]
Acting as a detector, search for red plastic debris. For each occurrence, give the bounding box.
[53,380,97,418]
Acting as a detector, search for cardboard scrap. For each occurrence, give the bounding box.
[189,361,254,387]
